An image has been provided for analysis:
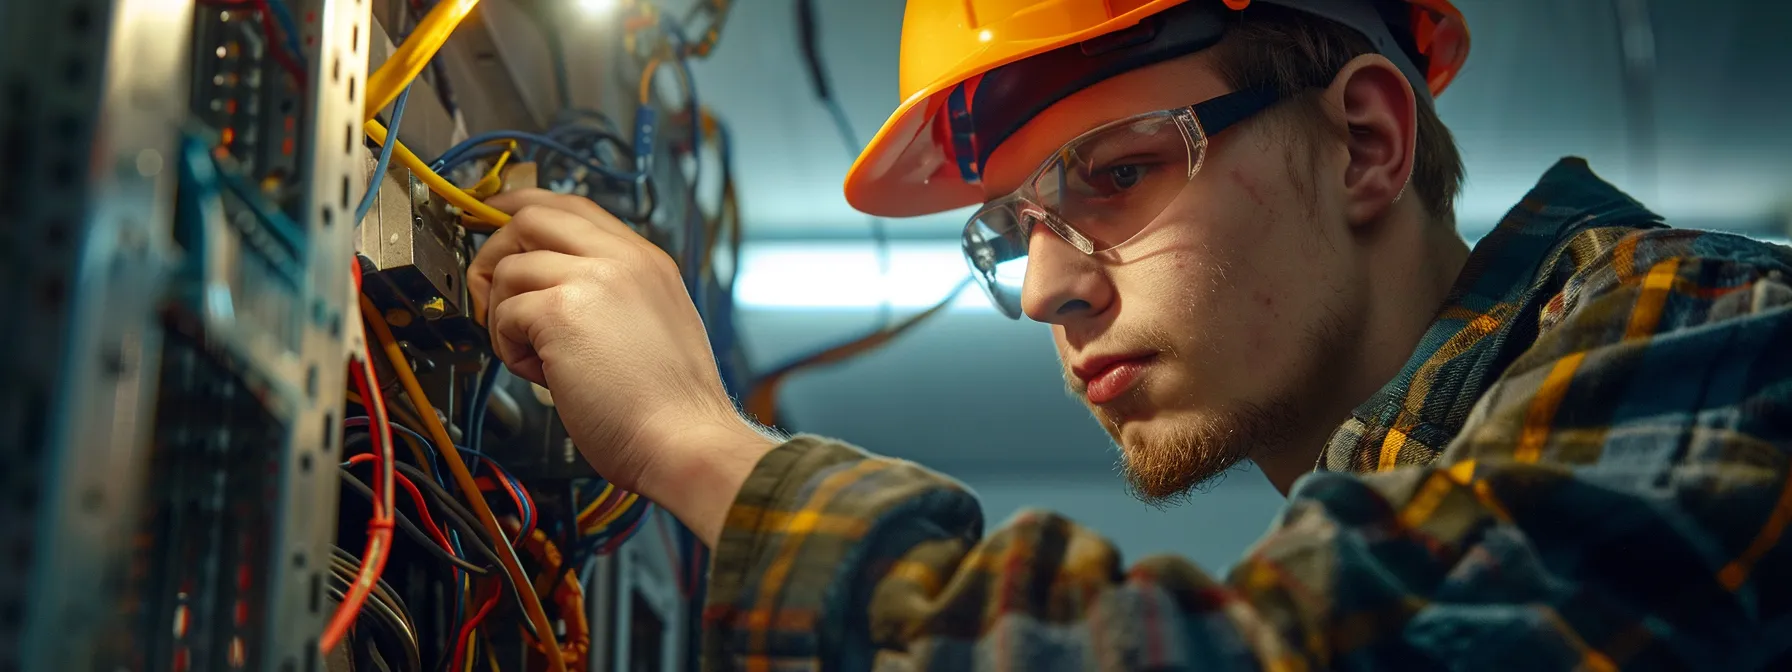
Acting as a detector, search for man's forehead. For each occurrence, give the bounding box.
[978,54,1231,197]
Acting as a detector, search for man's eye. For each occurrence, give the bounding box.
[1086,164,1147,195]
[1103,164,1145,191]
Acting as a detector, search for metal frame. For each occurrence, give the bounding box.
[585,508,688,672]
[0,1,190,670]
[259,0,370,669]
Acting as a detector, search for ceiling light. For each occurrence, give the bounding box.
[576,0,616,16]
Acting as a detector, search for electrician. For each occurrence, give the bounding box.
[471,0,1792,667]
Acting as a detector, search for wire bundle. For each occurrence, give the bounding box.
[570,480,653,560]
[330,547,422,672]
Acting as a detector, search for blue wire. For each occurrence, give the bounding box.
[355,83,413,224]
[465,359,501,477]
[431,131,645,181]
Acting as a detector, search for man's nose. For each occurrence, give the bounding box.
[1020,221,1113,323]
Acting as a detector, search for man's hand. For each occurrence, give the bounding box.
[468,189,776,547]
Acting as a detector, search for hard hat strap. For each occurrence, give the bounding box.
[943,0,1435,185]
[947,0,1231,184]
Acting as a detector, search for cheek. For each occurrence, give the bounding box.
[1142,192,1322,371]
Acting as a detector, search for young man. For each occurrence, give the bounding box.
[471,0,1792,668]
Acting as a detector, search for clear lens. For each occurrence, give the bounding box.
[963,204,1031,318]
[1032,112,1196,251]
[961,108,1203,319]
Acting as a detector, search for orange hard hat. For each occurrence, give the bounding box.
[844,0,1469,217]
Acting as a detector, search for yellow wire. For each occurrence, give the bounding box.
[366,0,481,121]
[360,295,568,672]
[484,632,501,672]
[365,119,511,226]
[469,142,516,199]
[594,493,638,530]
[638,58,661,105]
[581,492,638,535]
[577,482,615,522]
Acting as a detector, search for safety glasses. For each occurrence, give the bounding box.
[961,88,1281,319]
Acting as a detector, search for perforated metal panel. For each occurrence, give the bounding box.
[261,0,369,669]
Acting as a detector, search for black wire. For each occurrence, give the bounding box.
[326,579,423,672]
[331,552,416,637]
[332,546,420,629]
[326,547,422,672]
[389,461,543,643]
[339,468,493,576]
[341,436,504,571]
[378,463,504,572]
[794,0,892,326]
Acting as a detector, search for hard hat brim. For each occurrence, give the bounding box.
[844,0,1190,218]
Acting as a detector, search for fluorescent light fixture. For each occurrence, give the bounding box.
[734,242,991,311]
[576,0,617,15]
[731,230,1790,312]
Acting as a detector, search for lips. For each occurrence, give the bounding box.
[1075,353,1156,405]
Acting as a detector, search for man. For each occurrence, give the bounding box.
[471,0,1792,668]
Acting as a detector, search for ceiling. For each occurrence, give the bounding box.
[692,0,1791,490]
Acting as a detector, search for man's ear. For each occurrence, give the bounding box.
[1324,53,1416,228]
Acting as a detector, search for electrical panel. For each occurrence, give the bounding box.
[2,0,741,670]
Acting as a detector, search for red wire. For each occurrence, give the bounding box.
[476,459,536,543]
[449,588,502,666]
[346,454,454,552]
[321,277,395,653]
[584,490,628,531]
[597,506,651,556]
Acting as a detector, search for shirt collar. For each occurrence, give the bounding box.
[1321,157,1663,473]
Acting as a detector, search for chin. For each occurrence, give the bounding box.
[1104,402,1289,505]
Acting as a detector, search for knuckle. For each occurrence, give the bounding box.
[546,282,590,316]
[583,257,628,286]
[491,252,523,279]
[512,204,554,229]
[644,245,680,275]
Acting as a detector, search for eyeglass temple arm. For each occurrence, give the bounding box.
[1190,88,1282,136]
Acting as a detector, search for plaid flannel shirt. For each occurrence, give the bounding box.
[702,158,1792,671]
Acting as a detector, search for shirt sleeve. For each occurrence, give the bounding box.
[700,231,1792,671]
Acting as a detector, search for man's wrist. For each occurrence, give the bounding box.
[642,416,781,548]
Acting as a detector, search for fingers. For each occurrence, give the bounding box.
[487,287,553,387]
[487,189,634,238]
[486,250,586,333]
[468,202,637,323]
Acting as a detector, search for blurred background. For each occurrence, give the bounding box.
[684,0,1791,571]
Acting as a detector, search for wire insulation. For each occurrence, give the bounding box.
[366,0,480,121]
[364,120,512,226]
[322,330,396,652]
[356,84,413,224]
[360,295,568,672]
